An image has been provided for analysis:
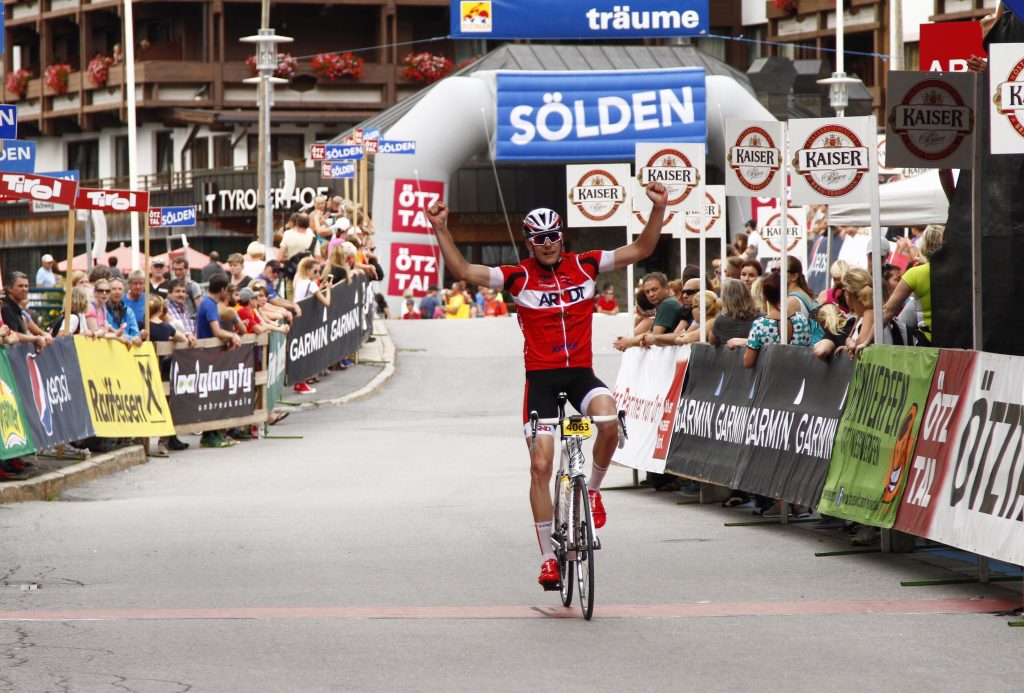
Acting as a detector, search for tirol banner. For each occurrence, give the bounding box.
[893,349,977,539]
[266,331,287,412]
[664,344,756,486]
[898,351,1024,566]
[732,345,855,509]
[6,339,94,450]
[168,344,258,426]
[610,345,689,474]
[73,337,175,437]
[450,1,709,40]
[0,348,35,460]
[495,69,706,161]
[286,278,367,383]
[818,345,939,528]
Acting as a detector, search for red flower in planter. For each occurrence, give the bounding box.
[44,63,72,95]
[401,51,453,84]
[5,68,31,100]
[311,52,364,80]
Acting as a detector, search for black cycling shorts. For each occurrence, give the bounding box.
[522,367,612,437]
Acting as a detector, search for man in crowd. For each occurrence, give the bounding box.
[165,279,197,337]
[612,273,688,350]
[445,281,472,318]
[483,288,508,317]
[419,286,440,319]
[195,273,241,448]
[171,257,202,315]
[1,273,53,349]
[107,256,123,278]
[227,253,252,290]
[123,271,148,323]
[149,259,170,298]
[281,214,319,262]
[35,254,57,288]
[258,260,300,321]
[200,250,222,282]
[106,277,143,345]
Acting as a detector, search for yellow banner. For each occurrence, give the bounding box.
[74,337,175,437]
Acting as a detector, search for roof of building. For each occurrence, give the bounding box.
[329,43,751,144]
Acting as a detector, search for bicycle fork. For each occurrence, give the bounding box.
[553,437,587,561]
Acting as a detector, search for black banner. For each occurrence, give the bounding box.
[665,344,756,485]
[6,338,95,449]
[286,277,367,383]
[168,344,257,425]
[733,345,854,508]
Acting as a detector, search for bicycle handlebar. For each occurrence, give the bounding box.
[528,410,629,449]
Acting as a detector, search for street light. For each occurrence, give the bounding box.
[240,28,292,253]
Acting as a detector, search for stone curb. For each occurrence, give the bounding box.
[0,445,148,504]
[276,323,397,412]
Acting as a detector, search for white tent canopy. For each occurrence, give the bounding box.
[827,170,950,227]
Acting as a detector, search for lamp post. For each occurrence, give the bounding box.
[241,28,292,253]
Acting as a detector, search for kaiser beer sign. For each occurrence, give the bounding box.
[990,43,1024,156]
[565,163,630,227]
[496,68,707,161]
[789,116,876,205]
[725,120,785,198]
[886,71,975,169]
[631,141,704,237]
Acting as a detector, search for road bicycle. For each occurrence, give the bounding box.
[530,393,627,620]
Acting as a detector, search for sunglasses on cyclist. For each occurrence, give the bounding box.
[529,231,562,246]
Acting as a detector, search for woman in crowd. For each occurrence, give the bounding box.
[839,267,909,357]
[783,256,817,319]
[251,280,291,325]
[818,260,849,306]
[293,256,331,307]
[710,279,760,346]
[85,278,124,339]
[673,290,721,345]
[811,303,855,360]
[728,269,812,368]
[667,279,684,303]
[882,226,943,346]
[244,241,267,278]
[739,258,762,290]
[148,296,195,455]
[749,276,768,315]
[308,195,332,239]
[882,263,903,299]
[633,285,656,335]
[64,287,94,336]
[323,244,352,286]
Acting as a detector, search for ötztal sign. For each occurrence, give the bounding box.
[565,163,630,227]
[886,71,975,170]
[724,120,785,198]
[789,116,876,205]
[77,188,150,212]
[990,43,1024,155]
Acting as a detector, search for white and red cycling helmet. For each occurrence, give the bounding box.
[522,208,563,239]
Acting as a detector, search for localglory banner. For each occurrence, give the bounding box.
[630,142,704,236]
[724,120,786,198]
[565,163,631,227]
[610,344,689,474]
[789,116,876,205]
[885,71,976,170]
[818,345,938,528]
[168,344,257,426]
[989,43,1024,155]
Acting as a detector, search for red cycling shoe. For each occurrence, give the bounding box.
[538,558,559,589]
[589,489,606,529]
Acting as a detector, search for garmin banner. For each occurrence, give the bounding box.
[451,1,708,40]
[168,344,257,426]
[819,346,939,528]
[6,339,93,450]
[610,345,689,474]
[495,69,707,161]
[665,344,755,485]
[286,278,367,383]
[732,346,855,509]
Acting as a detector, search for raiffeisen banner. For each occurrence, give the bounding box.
[451,1,709,39]
[496,69,707,161]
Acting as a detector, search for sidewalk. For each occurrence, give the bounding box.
[0,322,397,503]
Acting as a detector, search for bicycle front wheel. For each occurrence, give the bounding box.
[554,473,573,607]
[574,478,595,620]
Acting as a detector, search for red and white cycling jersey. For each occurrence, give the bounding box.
[489,250,615,372]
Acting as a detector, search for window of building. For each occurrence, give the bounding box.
[249,133,305,165]
[213,136,233,168]
[114,136,130,180]
[155,131,174,174]
[190,137,209,170]
[67,140,99,181]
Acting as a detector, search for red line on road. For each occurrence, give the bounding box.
[0,598,1018,621]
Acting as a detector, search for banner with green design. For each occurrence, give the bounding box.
[818,345,938,527]
[0,348,36,459]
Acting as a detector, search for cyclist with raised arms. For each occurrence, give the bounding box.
[426,182,668,589]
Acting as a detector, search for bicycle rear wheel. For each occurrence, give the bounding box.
[553,473,573,607]
[574,478,595,620]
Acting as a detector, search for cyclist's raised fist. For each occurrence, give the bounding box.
[426,202,449,227]
[645,182,669,207]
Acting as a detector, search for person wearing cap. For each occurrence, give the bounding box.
[401,297,421,320]
[35,254,57,288]
[149,258,170,298]
[419,285,440,319]
[258,259,301,320]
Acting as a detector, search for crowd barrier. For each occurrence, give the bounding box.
[0,277,374,461]
[611,342,1024,568]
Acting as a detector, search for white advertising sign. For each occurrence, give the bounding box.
[989,43,1024,155]
[611,345,690,474]
[789,116,877,205]
[755,206,806,269]
[630,142,704,238]
[886,71,976,170]
[565,163,631,228]
[683,185,726,240]
[724,120,786,199]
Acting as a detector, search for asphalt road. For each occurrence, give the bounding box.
[1,315,1022,692]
